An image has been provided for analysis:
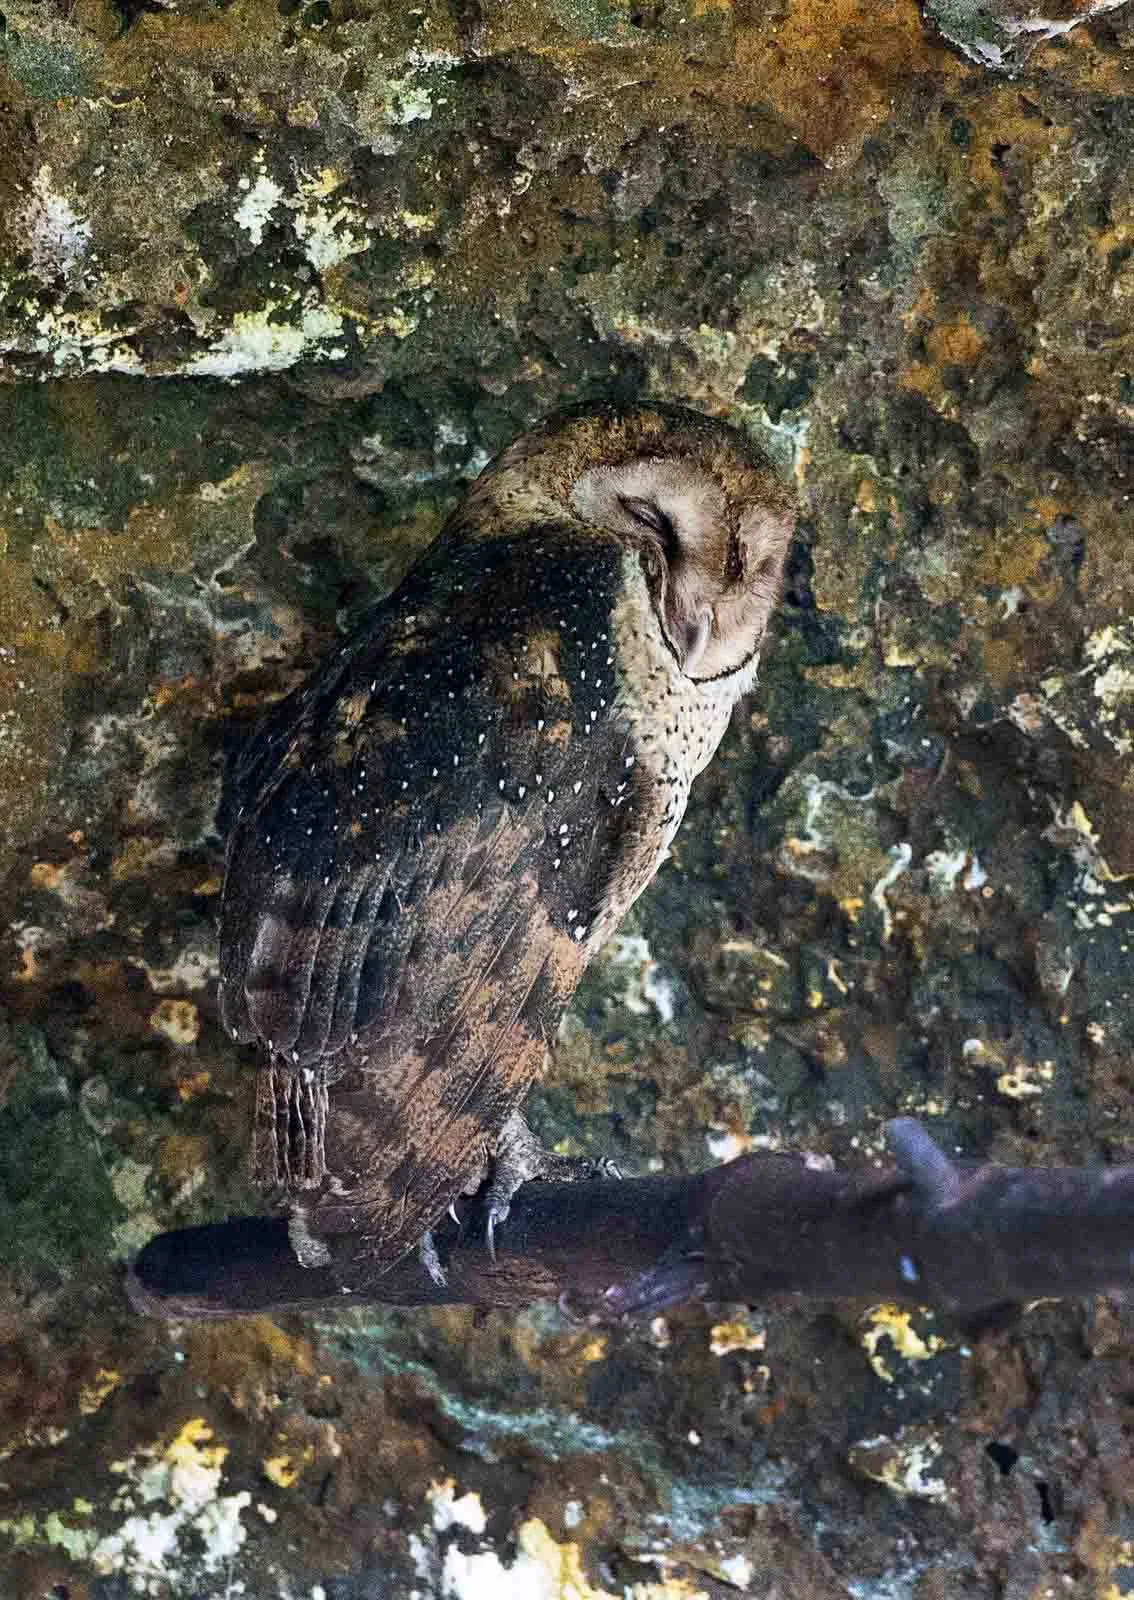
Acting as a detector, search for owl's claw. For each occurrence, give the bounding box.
[481,1111,622,1265]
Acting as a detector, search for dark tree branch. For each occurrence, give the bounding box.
[128,1120,1134,1322]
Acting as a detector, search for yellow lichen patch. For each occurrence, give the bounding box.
[29,860,68,892]
[996,1059,1056,1100]
[261,1446,313,1488]
[0,1423,71,1461]
[709,1317,766,1357]
[510,1317,610,1383]
[175,1070,212,1104]
[924,316,985,368]
[158,1132,209,1182]
[896,360,947,409]
[1061,800,1114,865]
[0,567,75,852]
[854,478,878,513]
[79,1368,122,1416]
[963,86,1075,194]
[193,874,224,896]
[164,1416,228,1474]
[149,997,200,1046]
[732,0,961,166]
[860,1305,949,1384]
[517,1518,691,1600]
[111,836,177,881]
[1077,1529,1134,1600]
[334,689,371,733]
[181,1317,318,1408]
[630,1583,707,1600]
[973,531,1053,593]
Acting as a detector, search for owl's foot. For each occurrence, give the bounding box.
[484,1111,621,1262]
[419,1229,448,1288]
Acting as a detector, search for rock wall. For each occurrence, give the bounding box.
[1,1,1133,1595]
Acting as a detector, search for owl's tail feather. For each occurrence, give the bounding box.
[253,1061,328,1191]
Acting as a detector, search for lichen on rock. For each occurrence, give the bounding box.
[2,0,1134,1593]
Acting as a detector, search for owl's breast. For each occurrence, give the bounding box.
[581,554,758,943]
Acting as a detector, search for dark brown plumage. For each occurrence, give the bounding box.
[218,402,795,1275]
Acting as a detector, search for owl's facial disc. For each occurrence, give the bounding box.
[571,454,780,680]
[616,494,713,674]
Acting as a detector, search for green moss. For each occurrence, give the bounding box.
[0,30,93,99]
[0,1026,119,1289]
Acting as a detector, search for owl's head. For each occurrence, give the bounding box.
[470,402,796,683]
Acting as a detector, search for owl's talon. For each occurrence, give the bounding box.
[486,1205,506,1265]
[480,1111,622,1264]
[419,1229,448,1288]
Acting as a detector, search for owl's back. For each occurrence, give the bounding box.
[219,522,657,1269]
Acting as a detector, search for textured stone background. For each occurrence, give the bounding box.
[1,0,1133,1595]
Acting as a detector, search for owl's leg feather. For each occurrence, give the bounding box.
[419,1230,448,1289]
[484,1111,621,1262]
[254,1061,328,1192]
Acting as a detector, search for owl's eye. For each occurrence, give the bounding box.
[619,496,680,563]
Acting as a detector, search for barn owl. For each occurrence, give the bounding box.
[218,402,796,1281]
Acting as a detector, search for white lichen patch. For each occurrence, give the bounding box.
[924,838,987,897]
[134,940,219,994]
[234,165,285,247]
[871,842,912,944]
[109,1157,162,1258]
[1040,622,1134,758]
[428,1479,488,1536]
[22,165,93,285]
[291,168,370,271]
[384,50,459,125]
[848,1430,949,1502]
[437,1516,706,1600]
[410,1485,708,1600]
[234,154,369,269]
[716,1554,753,1589]
[186,298,346,377]
[0,1508,99,1564]
[8,1420,252,1593]
[91,1418,251,1589]
[860,1305,950,1384]
[601,933,677,1025]
[704,1128,755,1162]
[26,304,145,375]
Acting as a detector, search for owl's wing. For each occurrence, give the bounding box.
[218,595,638,1267]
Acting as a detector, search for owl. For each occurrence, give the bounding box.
[218,402,796,1280]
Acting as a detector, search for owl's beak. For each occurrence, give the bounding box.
[663,597,713,677]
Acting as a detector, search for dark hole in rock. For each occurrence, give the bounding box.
[1036,1480,1056,1523]
[985,1441,1018,1475]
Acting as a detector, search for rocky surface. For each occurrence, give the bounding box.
[2,0,1133,1594]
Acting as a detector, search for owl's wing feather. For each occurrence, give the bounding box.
[219,565,637,1267]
